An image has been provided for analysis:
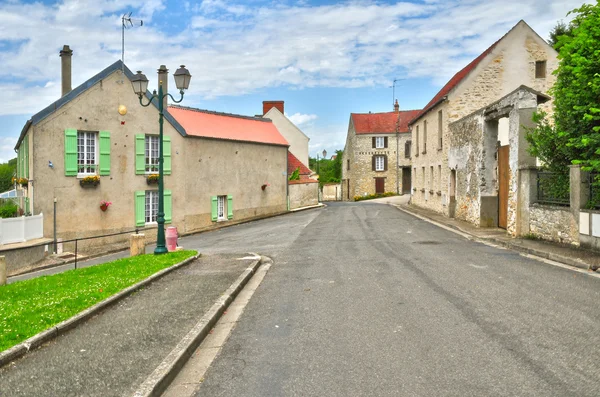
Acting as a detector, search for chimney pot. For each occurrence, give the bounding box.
[59,45,73,97]
[394,99,399,113]
[263,101,284,116]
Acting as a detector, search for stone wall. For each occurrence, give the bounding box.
[289,181,318,209]
[529,204,578,245]
[322,183,341,201]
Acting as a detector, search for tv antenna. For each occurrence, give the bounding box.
[390,78,405,108]
[121,12,143,81]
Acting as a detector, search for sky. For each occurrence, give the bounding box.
[0,0,587,163]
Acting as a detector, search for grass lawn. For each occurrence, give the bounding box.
[0,250,197,352]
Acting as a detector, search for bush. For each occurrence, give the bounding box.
[354,192,397,202]
[0,201,18,218]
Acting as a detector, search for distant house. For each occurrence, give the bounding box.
[13,46,289,254]
[408,20,558,230]
[341,101,421,200]
[262,101,310,167]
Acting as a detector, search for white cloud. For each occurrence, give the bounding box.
[287,112,318,127]
[0,0,586,118]
[0,137,17,163]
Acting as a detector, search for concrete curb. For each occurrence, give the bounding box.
[0,253,201,369]
[395,204,597,272]
[132,254,268,397]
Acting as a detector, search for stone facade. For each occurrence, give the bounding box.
[410,20,558,226]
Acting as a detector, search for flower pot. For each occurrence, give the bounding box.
[100,204,108,211]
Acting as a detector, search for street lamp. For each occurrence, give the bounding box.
[322,149,327,159]
[131,65,192,254]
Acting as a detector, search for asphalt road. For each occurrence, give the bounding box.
[193,202,600,396]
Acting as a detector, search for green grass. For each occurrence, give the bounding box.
[0,250,197,352]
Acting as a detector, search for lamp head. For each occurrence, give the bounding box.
[131,70,149,97]
[173,65,191,91]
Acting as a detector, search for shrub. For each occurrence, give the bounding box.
[0,201,18,218]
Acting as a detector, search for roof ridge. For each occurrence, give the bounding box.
[351,109,421,115]
[168,104,271,122]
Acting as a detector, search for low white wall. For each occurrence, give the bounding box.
[0,213,44,245]
[289,182,318,209]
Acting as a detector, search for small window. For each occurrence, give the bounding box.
[423,120,427,154]
[416,126,420,154]
[347,159,350,171]
[145,190,159,224]
[422,167,425,186]
[145,135,160,173]
[77,131,98,176]
[217,195,227,221]
[535,60,546,78]
[375,137,385,149]
[438,165,442,190]
[438,110,443,149]
[405,141,411,159]
[375,155,385,171]
[430,166,434,190]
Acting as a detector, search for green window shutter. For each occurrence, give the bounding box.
[16,145,21,178]
[164,190,172,224]
[24,135,29,178]
[163,136,172,175]
[65,129,78,176]
[211,196,218,222]
[227,195,233,220]
[135,134,146,175]
[99,131,111,176]
[135,191,145,226]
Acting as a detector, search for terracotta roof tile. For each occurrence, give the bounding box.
[168,105,289,146]
[351,110,421,134]
[288,151,312,176]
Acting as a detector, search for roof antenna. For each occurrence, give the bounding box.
[390,78,405,108]
[121,12,143,83]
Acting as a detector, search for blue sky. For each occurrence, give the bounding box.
[0,0,585,162]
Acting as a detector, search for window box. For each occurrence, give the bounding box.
[79,175,100,187]
[146,174,159,185]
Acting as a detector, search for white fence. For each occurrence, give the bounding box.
[0,213,44,245]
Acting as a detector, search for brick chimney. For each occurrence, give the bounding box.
[157,65,168,109]
[394,99,399,113]
[59,45,73,97]
[263,101,284,115]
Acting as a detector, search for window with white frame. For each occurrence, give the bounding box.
[145,190,159,223]
[217,195,227,221]
[77,131,97,175]
[375,137,385,149]
[145,135,160,173]
[375,155,385,171]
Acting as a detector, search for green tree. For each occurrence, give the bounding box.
[0,158,17,193]
[548,20,574,50]
[308,150,343,187]
[527,2,600,172]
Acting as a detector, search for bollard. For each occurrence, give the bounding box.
[130,233,146,257]
[0,256,6,286]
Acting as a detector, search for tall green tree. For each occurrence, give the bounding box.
[527,2,600,172]
[548,20,574,50]
[0,158,17,193]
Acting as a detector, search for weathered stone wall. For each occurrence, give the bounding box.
[529,204,578,245]
[289,181,318,209]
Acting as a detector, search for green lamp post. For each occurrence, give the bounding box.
[131,65,192,254]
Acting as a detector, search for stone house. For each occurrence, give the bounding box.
[13,46,289,254]
[341,101,420,200]
[262,101,310,167]
[408,20,558,230]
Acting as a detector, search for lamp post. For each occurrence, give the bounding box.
[131,65,192,254]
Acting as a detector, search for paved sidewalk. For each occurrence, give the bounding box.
[0,254,257,397]
[392,200,600,272]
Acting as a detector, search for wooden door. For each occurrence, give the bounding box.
[402,168,411,194]
[375,178,385,194]
[498,145,510,229]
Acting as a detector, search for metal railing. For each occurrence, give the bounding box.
[536,171,570,207]
[587,172,600,209]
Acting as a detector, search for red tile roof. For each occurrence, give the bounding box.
[288,151,312,176]
[351,110,421,134]
[410,37,502,125]
[168,105,289,146]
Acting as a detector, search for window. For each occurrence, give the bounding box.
[535,60,546,78]
[375,137,385,149]
[405,141,411,159]
[375,155,385,171]
[422,167,425,186]
[430,166,434,190]
[416,126,419,155]
[347,159,350,170]
[145,190,159,223]
[145,135,160,173]
[438,110,443,149]
[438,165,442,190]
[217,195,226,220]
[423,120,427,154]
[77,131,97,175]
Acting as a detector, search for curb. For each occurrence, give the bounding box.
[396,204,597,272]
[132,255,268,397]
[0,253,201,368]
